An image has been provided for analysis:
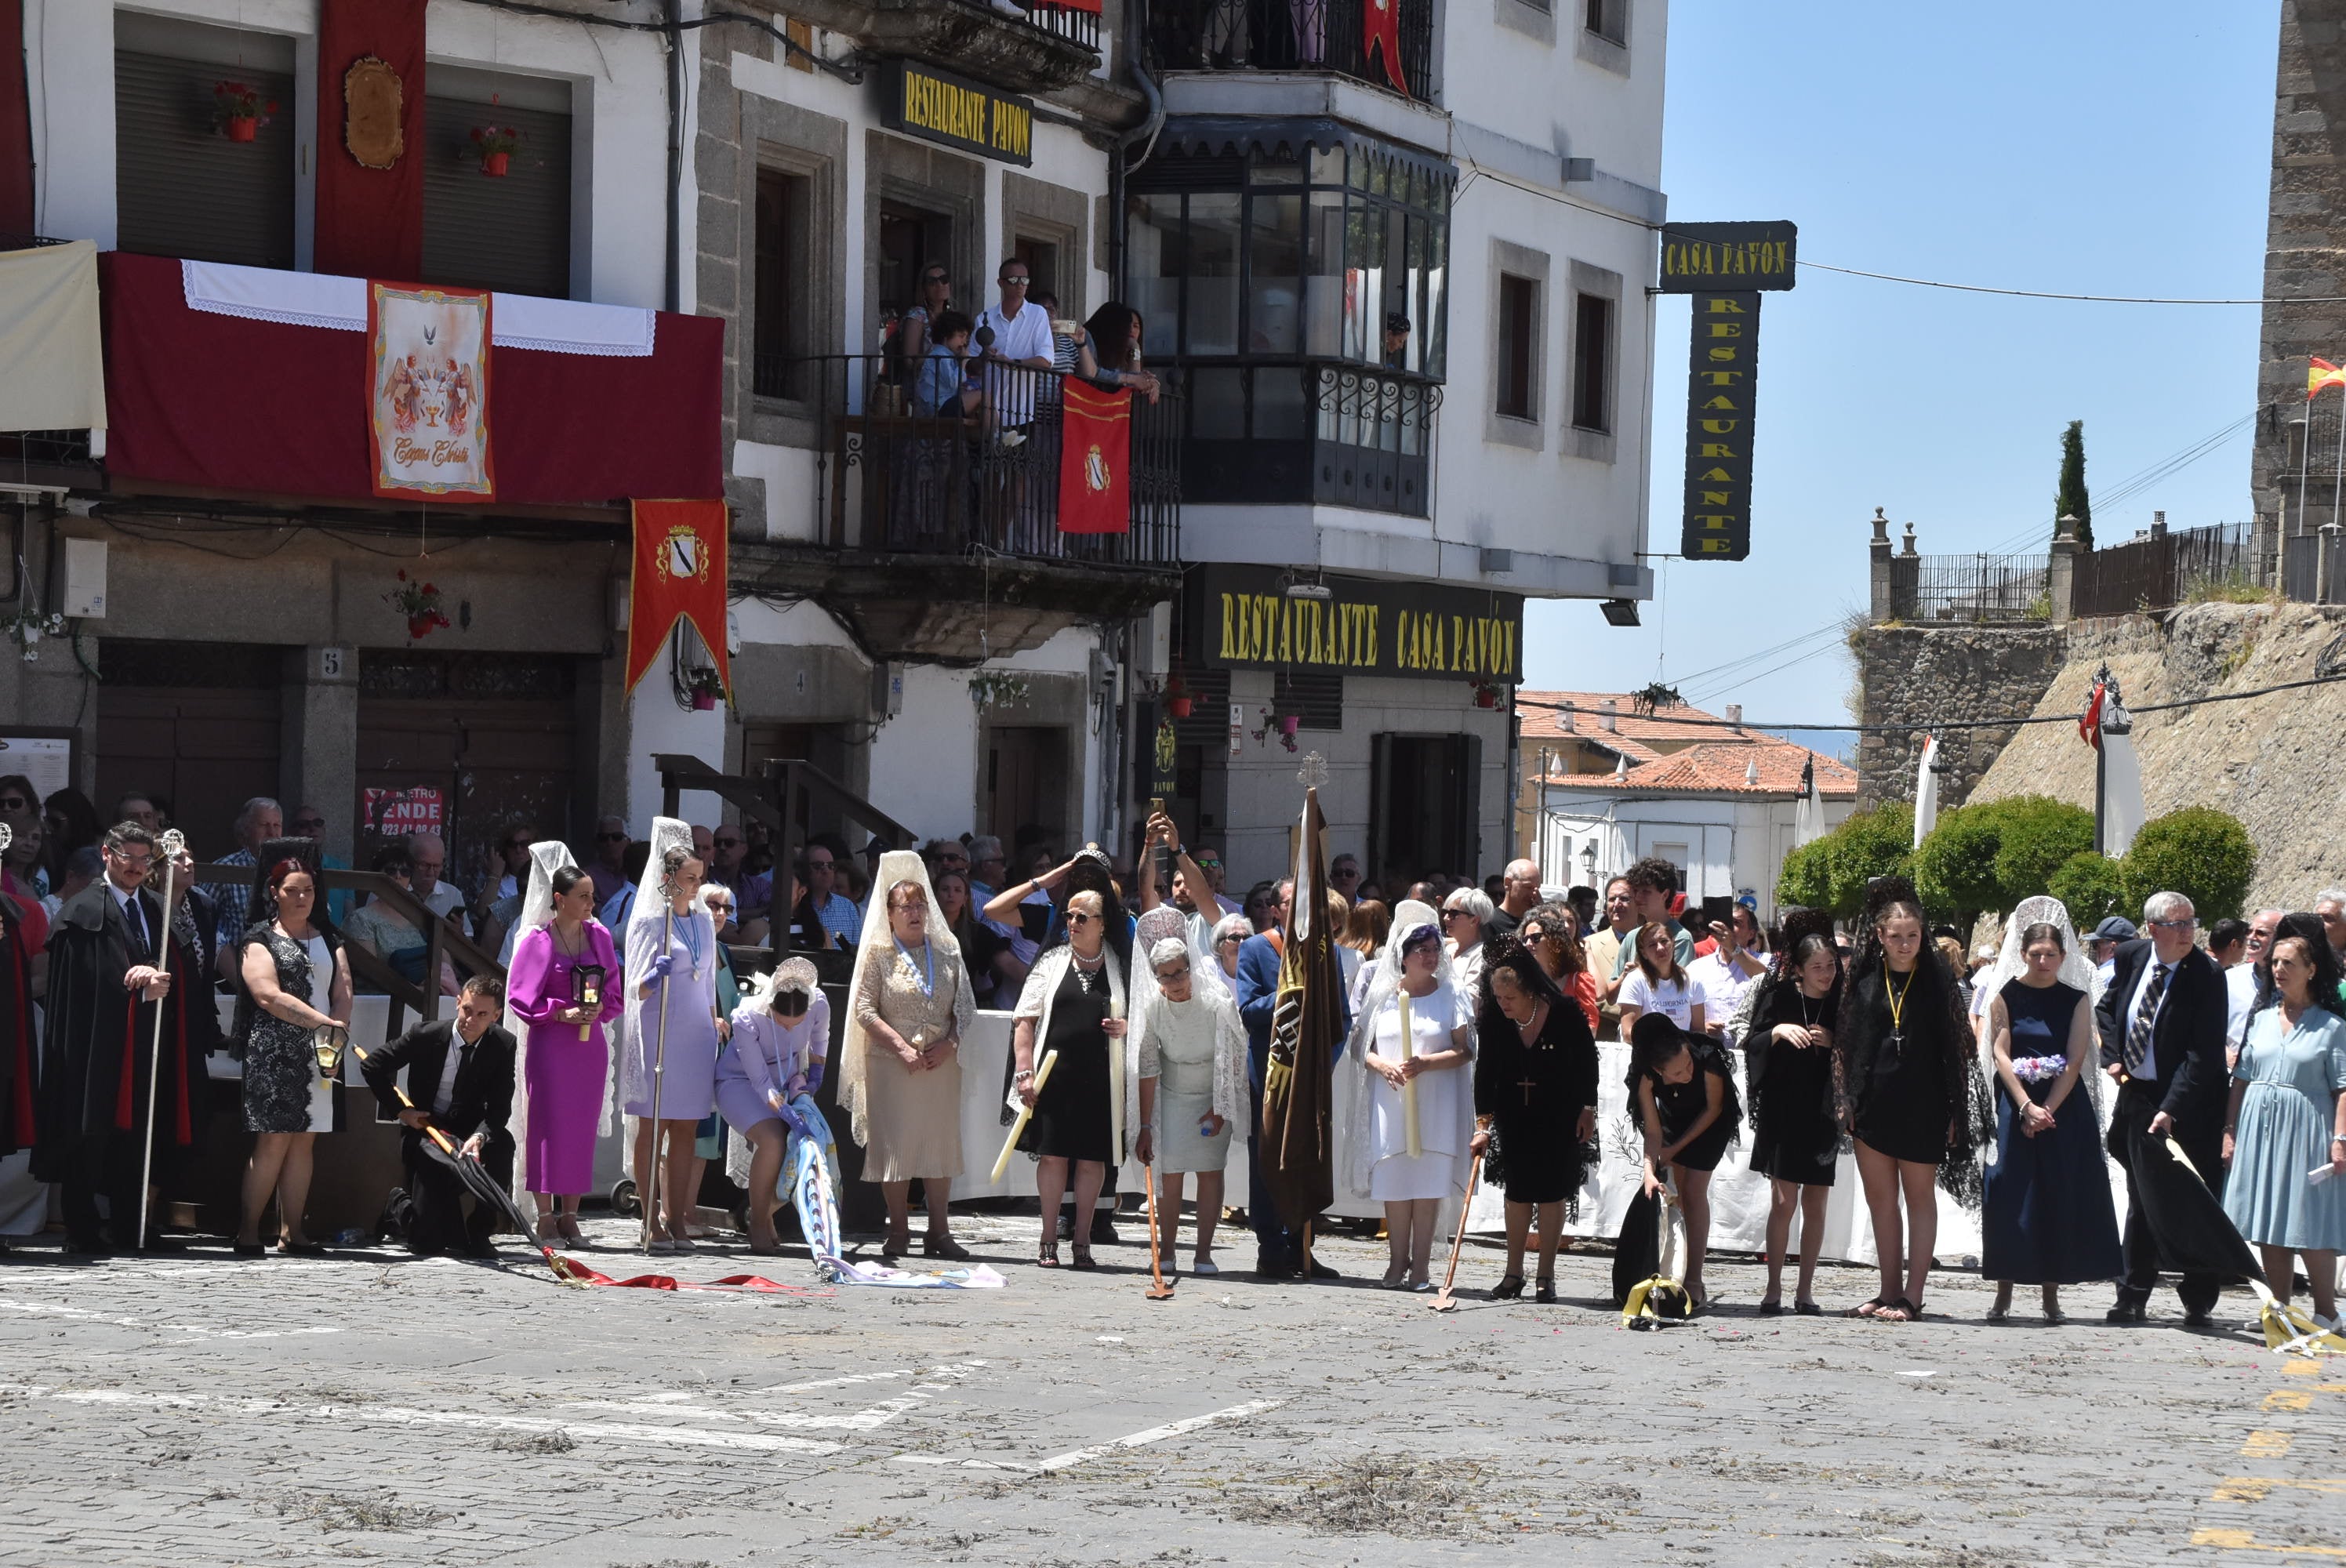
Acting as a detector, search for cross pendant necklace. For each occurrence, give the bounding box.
[1517,1073,1538,1106]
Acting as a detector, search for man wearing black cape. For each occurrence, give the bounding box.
[34,822,216,1253]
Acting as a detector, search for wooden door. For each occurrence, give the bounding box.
[986,725,1066,853]
[96,687,282,861]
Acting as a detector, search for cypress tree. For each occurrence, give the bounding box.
[2054,419,2094,549]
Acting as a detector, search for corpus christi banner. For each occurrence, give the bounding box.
[369,281,493,499]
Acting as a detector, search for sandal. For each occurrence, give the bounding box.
[1877,1297,1916,1323]
[1850,1295,1889,1319]
[2042,1307,2068,1327]
[1070,1246,1098,1271]
[1037,1240,1060,1269]
[923,1235,973,1261]
[1795,1300,1822,1316]
[1985,1305,2009,1324]
[1490,1273,1525,1300]
[1757,1298,1785,1316]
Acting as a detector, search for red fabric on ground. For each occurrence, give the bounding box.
[314,0,427,280]
[100,252,725,506]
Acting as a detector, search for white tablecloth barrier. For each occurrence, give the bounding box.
[948,1014,2144,1271]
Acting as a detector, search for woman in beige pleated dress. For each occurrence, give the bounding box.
[841,851,976,1259]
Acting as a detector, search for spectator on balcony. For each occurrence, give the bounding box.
[912,310,982,417]
[1382,311,1411,370]
[1082,302,1162,405]
[976,259,1055,433]
[893,263,955,372]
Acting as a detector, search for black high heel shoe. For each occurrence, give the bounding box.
[1490,1273,1525,1300]
[1534,1277,1557,1305]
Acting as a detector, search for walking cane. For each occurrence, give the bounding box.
[644,902,674,1254]
[1428,1152,1484,1314]
[135,829,186,1251]
[1142,1140,1174,1301]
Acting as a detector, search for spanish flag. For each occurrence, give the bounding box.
[2310,356,2346,399]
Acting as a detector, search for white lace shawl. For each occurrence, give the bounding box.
[1011,942,1140,1163]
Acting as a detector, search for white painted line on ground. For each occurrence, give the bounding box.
[0,1381,844,1455]
[0,1296,342,1340]
[1033,1399,1284,1472]
[767,1359,988,1395]
[562,1394,932,1432]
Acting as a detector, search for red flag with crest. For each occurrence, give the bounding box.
[1363,0,1409,94]
[626,499,731,702]
[1058,376,1131,535]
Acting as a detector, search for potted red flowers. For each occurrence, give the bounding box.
[469,125,523,177]
[387,569,451,641]
[212,80,278,141]
[1164,672,1193,720]
[1471,678,1501,710]
[686,668,724,712]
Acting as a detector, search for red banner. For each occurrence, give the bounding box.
[1364,0,1408,94]
[315,0,426,279]
[626,499,732,701]
[1057,376,1131,535]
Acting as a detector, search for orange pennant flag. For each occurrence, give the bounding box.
[2310,356,2346,400]
[625,499,731,703]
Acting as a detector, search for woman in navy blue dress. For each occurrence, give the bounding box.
[1981,916,2121,1323]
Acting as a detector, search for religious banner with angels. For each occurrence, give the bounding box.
[368,281,494,499]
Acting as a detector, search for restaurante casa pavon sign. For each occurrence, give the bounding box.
[1186,566,1523,684]
[882,60,1033,166]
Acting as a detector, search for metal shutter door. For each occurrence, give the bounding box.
[113,51,296,269]
[419,97,571,298]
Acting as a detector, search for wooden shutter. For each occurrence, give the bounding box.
[420,96,572,297]
[114,52,296,268]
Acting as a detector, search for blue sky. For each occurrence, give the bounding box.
[1522,2,2281,738]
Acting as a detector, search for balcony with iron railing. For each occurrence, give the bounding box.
[1146,0,1436,104]
[788,0,1102,94]
[761,354,1182,568]
[1171,358,1440,517]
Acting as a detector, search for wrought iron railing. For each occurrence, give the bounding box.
[0,429,95,466]
[1147,0,1436,103]
[958,0,1102,53]
[784,354,1182,566]
[2072,521,2256,619]
[1887,551,2050,623]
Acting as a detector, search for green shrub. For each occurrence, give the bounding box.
[1989,797,2097,905]
[1776,837,1833,913]
[2120,807,2257,923]
[2048,851,2126,927]
[1914,795,2095,922]
[1822,802,1915,918]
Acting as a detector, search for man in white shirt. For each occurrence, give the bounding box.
[1688,902,1767,1044]
[405,832,469,938]
[975,257,1055,431]
[2225,909,2283,1062]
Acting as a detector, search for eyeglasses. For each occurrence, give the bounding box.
[808,858,834,869]
[923,272,949,285]
[1217,934,1244,947]
[1519,928,1547,945]
[2149,916,2199,931]
[715,835,743,848]
[0,797,28,814]
[999,275,1030,285]
[1441,909,1473,922]
[1156,965,1191,980]
[1193,857,1221,869]
[707,902,734,914]
[112,852,154,869]
[1066,911,1096,927]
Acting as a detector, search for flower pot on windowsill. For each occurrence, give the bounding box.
[1277,714,1299,738]
[1473,686,1499,710]
[481,151,510,177]
[691,691,717,712]
[1168,695,1193,720]
[224,114,258,143]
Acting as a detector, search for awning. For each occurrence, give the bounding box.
[0,240,106,434]
[100,252,721,506]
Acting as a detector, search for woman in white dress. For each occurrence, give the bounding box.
[1342,900,1475,1289]
[1131,918,1249,1276]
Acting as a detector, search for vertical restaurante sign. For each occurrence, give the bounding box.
[1661,221,1795,561]
[1186,566,1523,682]
[883,60,1033,166]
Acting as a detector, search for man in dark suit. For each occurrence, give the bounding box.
[2094,891,2231,1324]
[34,822,212,1253]
[360,975,516,1258]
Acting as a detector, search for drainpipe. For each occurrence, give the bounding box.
[1109,0,1164,296]
[664,0,685,314]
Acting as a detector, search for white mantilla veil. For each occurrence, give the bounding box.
[1339,898,1470,1199]
[503,838,581,1204]
[1975,894,2101,1167]
[839,849,958,1150]
[1128,906,1249,1143]
[618,817,695,1125]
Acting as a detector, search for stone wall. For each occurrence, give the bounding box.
[1970,601,2346,915]
[2253,1,2346,548]
[1853,624,2067,810]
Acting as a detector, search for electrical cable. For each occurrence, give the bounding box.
[1517,666,2346,736]
[1796,260,2340,307]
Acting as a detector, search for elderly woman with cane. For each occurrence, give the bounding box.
[623,822,727,1254]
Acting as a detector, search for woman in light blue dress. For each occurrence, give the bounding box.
[623,832,727,1254]
[2224,929,2346,1328]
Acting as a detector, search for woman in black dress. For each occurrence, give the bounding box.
[1833,877,1990,1323]
[1743,912,1842,1314]
[1471,939,1600,1302]
[1010,887,1132,1269]
[1627,1011,1741,1310]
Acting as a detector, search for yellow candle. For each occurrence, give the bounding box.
[1398,988,1422,1160]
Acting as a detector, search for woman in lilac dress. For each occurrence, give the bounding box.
[623,826,728,1254]
[506,858,622,1246]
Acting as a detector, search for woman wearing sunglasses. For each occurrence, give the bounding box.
[1011,881,1135,1269]
[719,957,830,1255]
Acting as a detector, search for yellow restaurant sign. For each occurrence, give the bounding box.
[1187,567,1523,683]
[884,61,1033,167]
[1658,221,1798,293]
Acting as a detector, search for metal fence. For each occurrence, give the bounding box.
[955,0,1101,52]
[2071,521,2255,619]
[1147,0,1437,103]
[778,354,1182,566]
[1887,551,2050,622]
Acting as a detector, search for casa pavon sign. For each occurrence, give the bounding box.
[1658,221,1797,293]
[882,60,1033,167]
[1186,565,1523,684]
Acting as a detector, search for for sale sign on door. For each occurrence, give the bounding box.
[364,786,445,835]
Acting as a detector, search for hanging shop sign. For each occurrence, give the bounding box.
[1134,699,1180,802]
[882,60,1033,166]
[1186,565,1522,684]
[1680,290,1760,561]
[1658,221,1798,292]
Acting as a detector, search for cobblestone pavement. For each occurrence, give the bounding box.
[1,1214,2336,1566]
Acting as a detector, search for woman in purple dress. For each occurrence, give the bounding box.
[506,855,623,1247]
